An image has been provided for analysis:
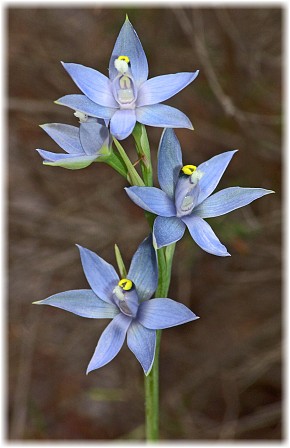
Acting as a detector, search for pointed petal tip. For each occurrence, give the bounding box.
[32,300,41,305]
[144,366,152,377]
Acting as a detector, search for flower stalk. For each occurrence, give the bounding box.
[144,243,176,441]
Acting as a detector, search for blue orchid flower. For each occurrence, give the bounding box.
[33,235,198,375]
[126,130,274,256]
[37,115,111,170]
[55,17,199,140]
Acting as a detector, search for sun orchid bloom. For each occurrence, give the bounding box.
[55,17,199,140]
[126,129,274,256]
[33,235,198,375]
[37,116,111,170]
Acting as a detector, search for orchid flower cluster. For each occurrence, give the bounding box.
[34,16,272,414]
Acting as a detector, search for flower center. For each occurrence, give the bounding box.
[118,278,133,291]
[181,165,197,175]
[113,56,136,107]
[175,165,203,217]
[113,278,139,318]
[114,55,130,74]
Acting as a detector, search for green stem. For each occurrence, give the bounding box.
[132,123,153,187]
[144,244,176,441]
[130,127,176,441]
[113,137,145,186]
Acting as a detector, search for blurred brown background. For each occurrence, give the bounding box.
[8,6,282,441]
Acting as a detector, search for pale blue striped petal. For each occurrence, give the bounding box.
[127,321,156,375]
[77,245,119,304]
[125,186,176,217]
[136,104,193,129]
[137,71,199,107]
[33,289,118,319]
[87,313,132,373]
[153,216,186,249]
[40,123,82,154]
[62,62,118,108]
[182,215,230,257]
[109,18,148,86]
[128,235,158,301]
[196,150,238,205]
[138,298,199,329]
[55,94,116,120]
[157,129,183,199]
[194,187,274,218]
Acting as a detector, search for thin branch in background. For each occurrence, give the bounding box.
[173,8,281,126]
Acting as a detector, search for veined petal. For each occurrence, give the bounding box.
[125,186,176,217]
[40,123,83,154]
[79,122,109,156]
[109,17,148,86]
[36,150,97,170]
[33,289,119,319]
[62,62,118,108]
[110,109,136,140]
[36,149,78,162]
[136,104,193,130]
[138,298,199,330]
[157,129,183,199]
[87,313,132,373]
[196,150,238,205]
[153,216,186,249]
[128,235,158,301]
[77,245,119,304]
[182,215,230,257]
[137,71,199,107]
[55,94,116,120]
[127,321,156,375]
[194,187,274,218]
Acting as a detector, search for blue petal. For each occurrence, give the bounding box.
[55,94,116,120]
[137,71,199,107]
[127,321,156,375]
[136,104,193,129]
[77,245,119,304]
[110,109,136,140]
[125,186,176,217]
[196,150,238,205]
[194,187,274,218]
[87,313,132,373]
[157,129,183,200]
[33,289,118,319]
[40,123,82,154]
[62,62,118,108]
[153,216,186,249]
[128,235,158,301]
[182,215,230,257]
[138,298,199,330]
[36,149,77,162]
[36,150,97,169]
[109,17,148,87]
[79,122,109,155]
